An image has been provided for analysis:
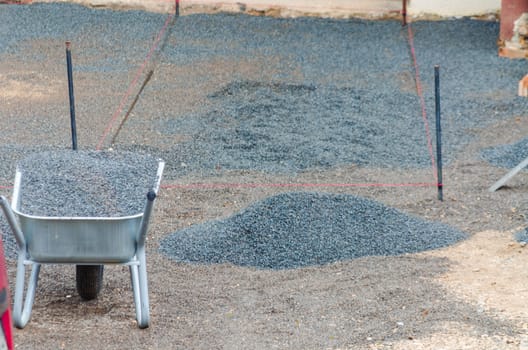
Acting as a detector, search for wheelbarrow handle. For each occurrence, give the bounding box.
[147,190,156,202]
[137,190,157,248]
[0,196,26,251]
[136,160,164,247]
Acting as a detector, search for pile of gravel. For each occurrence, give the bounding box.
[160,192,467,269]
[16,150,160,217]
[481,136,528,169]
[157,81,428,174]
[515,229,528,244]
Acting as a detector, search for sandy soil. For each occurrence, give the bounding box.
[0,2,526,350]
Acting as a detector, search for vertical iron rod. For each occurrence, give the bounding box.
[66,41,78,151]
[402,0,407,26]
[434,65,443,201]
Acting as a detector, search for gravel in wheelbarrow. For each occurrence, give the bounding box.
[17,150,160,217]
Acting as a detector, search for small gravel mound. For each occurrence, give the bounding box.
[160,192,467,269]
[481,136,528,169]
[514,228,528,244]
[17,150,160,217]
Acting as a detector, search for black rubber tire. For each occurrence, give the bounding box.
[76,265,104,300]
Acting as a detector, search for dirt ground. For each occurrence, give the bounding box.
[1,2,528,350]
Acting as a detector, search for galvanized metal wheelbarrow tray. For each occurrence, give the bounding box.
[0,161,164,329]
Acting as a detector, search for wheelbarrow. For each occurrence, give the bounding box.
[0,161,164,329]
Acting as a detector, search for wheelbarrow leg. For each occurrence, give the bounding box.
[130,249,149,328]
[0,196,39,329]
[13,255,40,329]
[137,249,150,328]
[129,264,141,325]
[129,190,156,329]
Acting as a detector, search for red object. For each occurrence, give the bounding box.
[0,239,14,350]
[500,0,528,43]
[1,310,13,350]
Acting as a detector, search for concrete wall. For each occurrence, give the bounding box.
[36,0,502,17]
[409,0,500,17]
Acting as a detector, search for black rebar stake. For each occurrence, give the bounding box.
[66,41,78,150]
[434,65,443,201]
[402,0,407,26]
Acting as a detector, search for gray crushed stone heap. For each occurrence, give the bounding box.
[160,192,467,269]
[515,229,528,244]
[481,136,528,169]
[16,150,160,217]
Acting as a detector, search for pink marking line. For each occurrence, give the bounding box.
[96,11,175,150]
[161,182,438,190]
[407,22,437,183]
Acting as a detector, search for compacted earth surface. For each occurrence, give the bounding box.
[2,2,528,349]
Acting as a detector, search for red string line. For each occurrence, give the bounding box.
[406,22,437,183]
[161,182,438,190]
[0,182,440,192]
[96,11,175,150]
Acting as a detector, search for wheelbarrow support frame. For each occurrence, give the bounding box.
[130,189,156,329]
[0,196,40,329]
[0,162,164,329]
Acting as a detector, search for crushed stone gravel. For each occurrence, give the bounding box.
[2,5,528,180]
[160,192,468,269]
[514,229,528,244]
[0,3,160,61]
[0,4,524,348]
[481,136,528,169]
[16,150,160,217]
[0,217,17,259]
[131,16,528,177]
[156,81,428,174]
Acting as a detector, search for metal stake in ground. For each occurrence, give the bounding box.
[65,41,77,150]
[66,43,105,301]
[402,0,407,26]
[435,65,443,201]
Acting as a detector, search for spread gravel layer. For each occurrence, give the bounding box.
[160,192,467,269]
[16,150,160,217]
[481,136,528,169]
[135,16,528,177]
[2,5,528,180]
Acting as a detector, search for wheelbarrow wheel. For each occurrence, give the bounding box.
[76,265,104,300]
